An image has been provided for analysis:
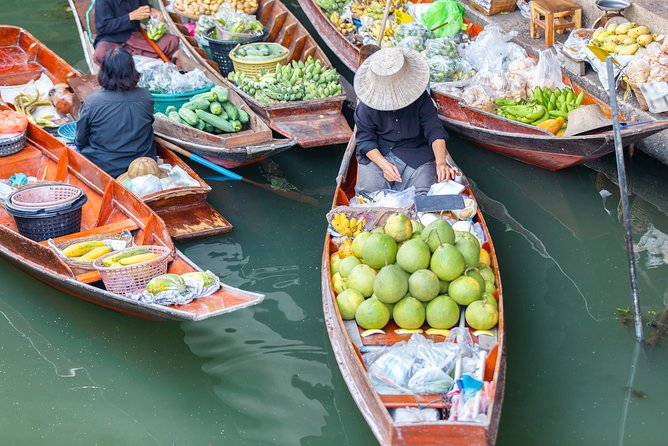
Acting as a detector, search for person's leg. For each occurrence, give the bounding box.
[93,41,121,65]
[355,161,391,196]
[403,160,437,196]
[123,31,179,59]
[156,34,179,59]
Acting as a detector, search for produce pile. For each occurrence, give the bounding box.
[145,18,167,41]
[590,22,658,55]
[173,0,226,17]
[228,56,343,102]
[62,240,117,263]
[155,86,249,133]
[329,212,499,335]
[625,40,668,85]
[12,90,57,128]
[225,0,258,14]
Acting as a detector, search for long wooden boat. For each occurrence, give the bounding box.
[297,0,668,170]
[156,0,353,148]
[0,25,234,241]
[67,0,296,168]
[322,140,505,445]
[0,112,263,321]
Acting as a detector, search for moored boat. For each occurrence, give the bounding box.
[0,112,263,321]
[322,139,505,445]
[156,0,353,148]
[296,1,668,170]
[0,25,235,240]
[66,1,296,168]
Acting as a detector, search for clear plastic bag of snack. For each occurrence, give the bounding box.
[425,37,460,59]
[393,22,431,50]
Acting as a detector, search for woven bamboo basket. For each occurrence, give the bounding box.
[626,80,649,111]
[48,230,134,272]
[469,0,516,15]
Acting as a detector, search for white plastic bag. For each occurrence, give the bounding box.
[125,174,163,197]
[530,49,565,90]
[159,165,199,189]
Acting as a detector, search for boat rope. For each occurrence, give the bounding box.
[86,0,96,44]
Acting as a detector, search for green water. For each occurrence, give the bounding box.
[2,1,668,444]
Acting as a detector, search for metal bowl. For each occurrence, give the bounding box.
[596,0,631,11]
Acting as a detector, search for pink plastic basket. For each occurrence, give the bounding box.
[93,245,172,296]
[10,183,83,210]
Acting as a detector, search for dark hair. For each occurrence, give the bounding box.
[98,47,140,91]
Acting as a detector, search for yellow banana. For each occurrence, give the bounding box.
[628,26,650,38]
[350,217,357,228]
[341,216,350,230]
[606,23,618,34]
[637,34,653,46]
[618,43,639,55]
[615,22,634,35]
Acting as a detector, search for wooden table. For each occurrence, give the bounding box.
[530,0,582,47]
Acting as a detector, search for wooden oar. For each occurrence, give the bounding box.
[155,137,318,206]
[139,27,171,63]
[358,0,392,64]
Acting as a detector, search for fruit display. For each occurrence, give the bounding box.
[590,22,658,55]
[224,0,258,14]
[625,41,668,85]
[330,212,366,237]
[100,248,160,268]
[154,86,249,134]
[173,0,225,17]
[146,274,187,295]
[330,12,355,35]
[330,211,499,334]
[393,23,431,51]
[366,20,396,44]
[145,19,167,41]
[316,0,348,14]
[63,241,109,259]
[232,43,286,58]
[228,56,343,102]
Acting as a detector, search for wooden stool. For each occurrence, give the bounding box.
[530,0,582,47]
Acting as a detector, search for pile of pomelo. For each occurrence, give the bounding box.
[331,212,499,333]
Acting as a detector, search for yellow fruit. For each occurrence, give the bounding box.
[603,40,618,52]
[350,217,357,228]
[614,44,624,53]
[637,34,653,46]
[79,246,112,262]
[606,23,618,33]
[618,43,639,55]
[353,230,361,237]
[338,239,354,258]
[628,26,650,38]
[62,241,106,258]
[341,217,350,230]
[615,22,633,35]
[592,28,604,41]
[597,31,611,42]
[621,36,636,45]
[479,248,491,267]
[118,253,160,265]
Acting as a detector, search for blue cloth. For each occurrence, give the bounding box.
[75,87,156,178]
[94,0,150,46]
[354,91,449,169]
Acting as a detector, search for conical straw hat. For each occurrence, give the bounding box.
[354,47,430,111]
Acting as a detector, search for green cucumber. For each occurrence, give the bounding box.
[165,106,177,114]
[204,123,214,133]
[178,108,198,126]
[211,86,229,102]
[154,112,168,119]
[222,102,239,121]
[237,109,249,124]
[196,119,206,130]
[209,101,223,115]
[195,109,239,133]
[168,111,186,125]
[191,98,211,110]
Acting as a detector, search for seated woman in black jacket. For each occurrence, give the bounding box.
[75,47,156,178]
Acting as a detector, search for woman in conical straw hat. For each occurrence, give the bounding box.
[354,47,459,196]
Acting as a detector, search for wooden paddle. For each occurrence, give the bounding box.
[358,0,393,64]
[155,137,318,206]
[139,27,171,63]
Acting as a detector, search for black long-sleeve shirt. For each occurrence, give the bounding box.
[94,0,149,46]
[355,91,449,169]
[75,87,156,178]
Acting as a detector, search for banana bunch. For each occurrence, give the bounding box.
[495,102,547,125]
[529,86,584,120]
[331,212,365,237]
[316,0,348,14]
[350,1,367,15]
[591,22,658,55]
[366,1,385,19]
[229,56,342,103]
[369,20,396,42]
[330,12,356,34]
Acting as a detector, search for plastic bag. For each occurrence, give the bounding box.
[393,22,431,51]
[421,0,464,39]
[425,38,460,59]
[462,25,526,73]
[625,57,651,84]
[530,49,564,91]
[138,63,212,94]
[429,56,475,83]
[129,270,221,306]
[159,165,200,189]
[460,84,496,112]
[125,174,163,197]
[214,4,263,36]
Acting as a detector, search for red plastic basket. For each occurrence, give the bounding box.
[93,245,172,296]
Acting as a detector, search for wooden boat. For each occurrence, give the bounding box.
[296,1,668,170]
[67,0,296,169]
[0,25,233,240]
[0,113,263,321]
[322,140,505,445]
[156,0,353,148]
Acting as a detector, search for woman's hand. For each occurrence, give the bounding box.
[381,160,402,183]
[129,5,151,21]
[150,8,163,20]
[436,162,460,182]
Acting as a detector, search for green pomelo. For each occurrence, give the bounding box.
[465,298,498,330]
[336,289,365,320]
[465,269,485,291]
[426,295,460,329]
[421,220,455,252]
[430,243,465,281]
[482,294,498,308]
[479,266,496,284]
[331,259,341,276]
[396,238,431,273]
[411,219,424,233]
[339,256,361,278]
[384,213,413,242]
[439,280,450,294]
[347,264,377,297]
[362,233,397,269]
[393,296,426,329]
[374,264,409,304]
[352,231,372,258]
[410,231,421,240]
[408,269,440,302]
[372,227,384,233]
[485,280,497,294]
[355,297,390,329]
[455,233,481,267]
[449,275,482,305]
[332,272,347,294]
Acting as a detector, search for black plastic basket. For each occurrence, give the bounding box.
[203,26,268,76]
[5,188,88,242]
[0,131,27,157]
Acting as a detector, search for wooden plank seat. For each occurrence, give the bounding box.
[530,0,582,47]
